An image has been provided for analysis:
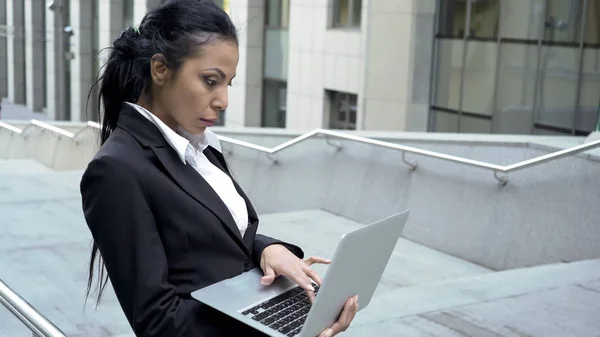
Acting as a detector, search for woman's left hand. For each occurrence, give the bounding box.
[259,244,330,302]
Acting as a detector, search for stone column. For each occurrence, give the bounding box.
[225,0,265,127]
[133,0,147,26]
[361,0,418,131]
[6,0,26,104]
[69,0,94,121]
[45,0,69,120]
[25,0,46,112]
[98,0,125,75]
[0,0,8,98]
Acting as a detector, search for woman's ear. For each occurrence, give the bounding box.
[150,53,171,86]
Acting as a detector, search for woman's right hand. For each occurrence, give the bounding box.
[318,295,359,337]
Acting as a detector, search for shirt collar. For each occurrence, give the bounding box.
[126,102,197,164]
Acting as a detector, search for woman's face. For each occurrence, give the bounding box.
[148,39,239,134]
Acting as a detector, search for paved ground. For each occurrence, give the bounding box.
[1,159,599,336]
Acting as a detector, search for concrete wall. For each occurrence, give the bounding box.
[0,121,98,169]
[219,132,600,271]
[2,122,599,270]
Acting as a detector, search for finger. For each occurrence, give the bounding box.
[347,295,359,321]
[304,256,331,266]
[318,328,333,337]
[280,266,316,301]
[318,328,334,337]
[302,265,323,286]
[295,270,317,303]
[260,266,277,286]
[330,296,358,334]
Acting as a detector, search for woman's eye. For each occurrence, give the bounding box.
[205,78,218,86]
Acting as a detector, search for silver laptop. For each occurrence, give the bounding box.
[191,210,410,337]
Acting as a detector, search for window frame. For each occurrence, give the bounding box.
[330,0,362,29]
[262,79,287,128]
[327,90,358,130]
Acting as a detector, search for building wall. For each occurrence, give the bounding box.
[285,1,363,130]
[259,0,434,132]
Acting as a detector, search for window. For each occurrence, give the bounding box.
[327,90,357,130]
[431,0,599,135]
[262,80,287,128]
[331,0,362,28]
[437,0,499,39]
[266,0,290,28]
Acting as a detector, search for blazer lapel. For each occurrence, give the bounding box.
[116,104,249,256]
[204,147,258,249]
[152,146,250,256]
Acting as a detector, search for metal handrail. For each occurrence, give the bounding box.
[0,279,66,337]
[5,120,600,184]
[30,120,75,138]
[0,121,23,134]
[217,128,600,184]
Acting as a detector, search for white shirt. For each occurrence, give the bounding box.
[126,102,249,237]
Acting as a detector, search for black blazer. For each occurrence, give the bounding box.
[81,104,304,337]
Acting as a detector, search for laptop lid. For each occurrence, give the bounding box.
[299,210,409,337]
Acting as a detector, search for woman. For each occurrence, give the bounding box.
[80,1,357,336]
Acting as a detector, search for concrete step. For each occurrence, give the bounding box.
[348,258,600,336]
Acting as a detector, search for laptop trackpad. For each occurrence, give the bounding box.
[194,268,297,313]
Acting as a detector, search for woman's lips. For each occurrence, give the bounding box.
[200,118,217,127]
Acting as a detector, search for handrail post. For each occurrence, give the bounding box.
[325,136,343,152]
[402,152,418,171]
[494,171,509,186]
[266,153,279,165]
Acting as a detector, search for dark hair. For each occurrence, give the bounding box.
[86,0,238,306]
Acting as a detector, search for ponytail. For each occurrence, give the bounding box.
[93,26,150,145]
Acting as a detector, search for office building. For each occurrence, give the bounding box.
[0,0,598,135]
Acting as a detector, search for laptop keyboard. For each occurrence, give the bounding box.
[241,284,320,336]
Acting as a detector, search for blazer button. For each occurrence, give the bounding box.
[244,260,252,271]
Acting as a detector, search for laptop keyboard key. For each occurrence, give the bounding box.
[278,324,295,334]
[251,311,270,322]
[270,320,285,330]
[288,327,302,336]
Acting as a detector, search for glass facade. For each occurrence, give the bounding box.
[431,0,600,135]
